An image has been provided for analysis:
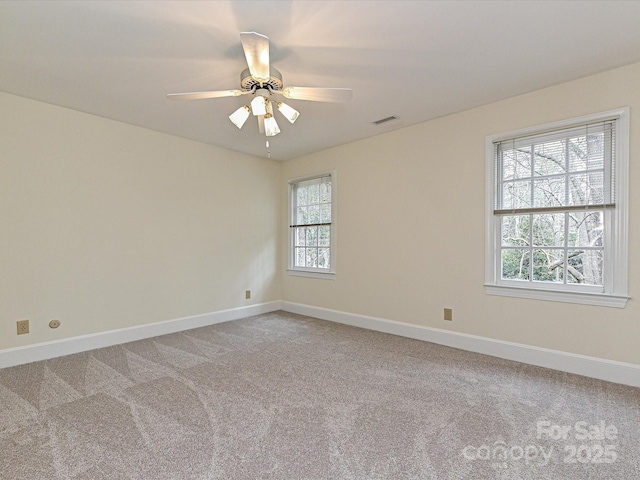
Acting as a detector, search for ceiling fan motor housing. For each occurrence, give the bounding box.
[241,67,283,93]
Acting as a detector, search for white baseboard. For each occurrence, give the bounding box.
[4,300,638,388]
[281,301,640,388]
[0,301,282,368]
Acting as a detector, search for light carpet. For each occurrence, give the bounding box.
[1,311,638,479]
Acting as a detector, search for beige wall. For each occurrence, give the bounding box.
[3,62,639,366]
[281,62,640,365]
[1,93,280,350]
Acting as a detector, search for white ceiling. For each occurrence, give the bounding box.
[2,1,640,161]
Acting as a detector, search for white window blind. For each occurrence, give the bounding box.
[494,120,615,215]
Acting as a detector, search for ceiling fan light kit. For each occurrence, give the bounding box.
[167,31,352,143]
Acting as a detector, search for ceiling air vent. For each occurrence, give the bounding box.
[372,115,398,126]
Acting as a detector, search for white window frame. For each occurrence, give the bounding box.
[288,171,336,279]
[485,108,629,308]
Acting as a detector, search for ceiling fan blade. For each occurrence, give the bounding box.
[166,90,242,101]
[241,31,270,83]
[281,87,352,103]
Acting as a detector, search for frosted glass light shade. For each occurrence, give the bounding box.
[264,114,280,137]
[228,106,250,128]
[277,102,300,123]
[250,95,267,116]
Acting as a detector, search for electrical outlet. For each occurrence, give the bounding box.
[17,319,30,335]
[245,290,251,299]
[444,308,453,321]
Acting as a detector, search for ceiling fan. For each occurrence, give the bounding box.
[167,32,353,138]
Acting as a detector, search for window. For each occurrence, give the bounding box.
[289,173,335,278]
[485,109,629,307]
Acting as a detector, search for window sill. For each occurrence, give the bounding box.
[485,284,628,308]
[287,269,336,280]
